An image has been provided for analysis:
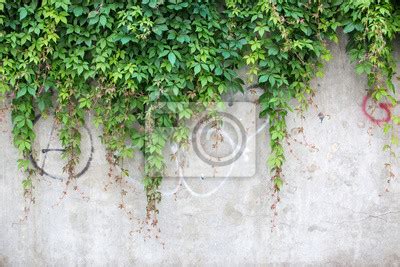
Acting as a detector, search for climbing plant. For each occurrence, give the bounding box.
[226,0,341,192]
[0,0,399,220]
[341,0,400,183]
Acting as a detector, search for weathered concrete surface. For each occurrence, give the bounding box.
[1,35,400,265]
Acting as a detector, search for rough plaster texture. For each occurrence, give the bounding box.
[1,35,400,266]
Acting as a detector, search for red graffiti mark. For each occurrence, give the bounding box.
[362,95,392,125]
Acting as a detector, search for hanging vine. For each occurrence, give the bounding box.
[0,0,399,220]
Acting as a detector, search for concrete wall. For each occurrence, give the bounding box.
[1,34,400,265]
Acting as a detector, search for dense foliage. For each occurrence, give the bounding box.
[0,0,399,219]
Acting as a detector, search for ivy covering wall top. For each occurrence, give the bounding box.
[0,0,399,220]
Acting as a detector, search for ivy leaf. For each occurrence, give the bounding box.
[168,52,176,66]
[201,64,209,71]
[222,51,230,59]
[269,76,276,87]
[89,16,99,25]
[343,23,355,33]
[153,24,168,36]
[274,178,283,191]
[159,50,169,57]
[73,6,84,17]
[27,86,36,96]
[258,75,269,83]
[26,119,33,129]
[268,46,279,56]
[194,64,201,75]
[355,62,372,74]
[172,86,179,95]
[19,7,27,20]
[22,179,32,189]
[38,99,45,112]
[355,64,364,74]
[149,0,157,8]
[99,15,107,27]
[177,35,189,43]
[120,36,130,44]
[88,11,97,18]
[16,86,27,98]
[214,67,222,76]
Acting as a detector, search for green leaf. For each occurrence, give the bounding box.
[168,52,176,66]
[214,67,222,76]
[222,51,230,59]
[159,50,169,57]
[343,23,355,33]
[194,64,201,75]
[16,86,27,98]
[269,76,276,87]
[153,24,168,35]
[120,36,130,44]
[149,0,157,8]
[268,46,279,56]
[27,86,36,96]
[19,8,27,20]
[73,6,84,17]
[26,119,33,129]
[274,178,283,191]
[172,86,179,95]
[88,11,97,18]
[38,99,45,112]
[99,15,107,27]
[22,178,32,189]
[259,75,268,83]
[89,16,99,25]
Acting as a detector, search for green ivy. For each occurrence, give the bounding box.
[0,0,399,219]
